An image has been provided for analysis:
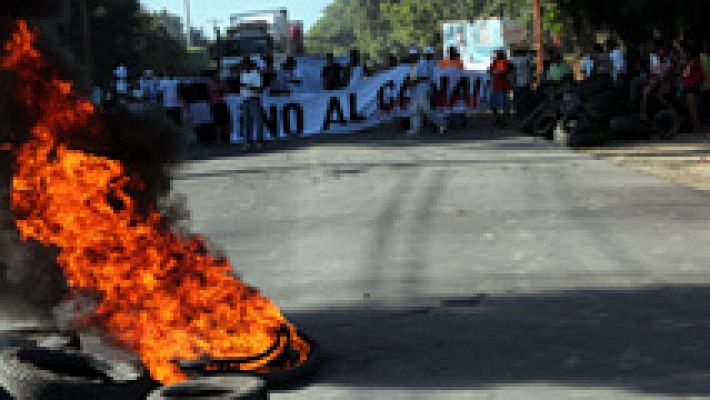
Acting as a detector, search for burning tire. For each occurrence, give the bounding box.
[147,376,267,400]
[177,328,321,390]
[0,345,152,400]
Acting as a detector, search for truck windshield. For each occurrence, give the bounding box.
[221,38,272,57]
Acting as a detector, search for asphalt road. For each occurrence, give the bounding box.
[173,130,710,399]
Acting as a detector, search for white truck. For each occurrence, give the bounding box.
[218,9,291,78]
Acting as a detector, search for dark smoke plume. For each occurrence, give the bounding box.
[0,3,187,322]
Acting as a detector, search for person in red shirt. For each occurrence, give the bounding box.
[488,50,513,127]
[683,52,704,132]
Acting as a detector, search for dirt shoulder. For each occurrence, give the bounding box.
[580,133,710,191]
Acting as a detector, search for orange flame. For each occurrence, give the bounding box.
[2,20,308,385]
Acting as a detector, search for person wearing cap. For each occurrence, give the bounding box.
[407,46,447,135]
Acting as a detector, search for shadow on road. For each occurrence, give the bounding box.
[284,285,710,395]
[184,118,546,163]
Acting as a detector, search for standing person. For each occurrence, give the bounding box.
[682,52,704,132]
[488,49,514,127]
[322,53,343,90]
[239,57,265,151]
[260,53,277,91]
[608,39,626,83]
[344,49,364,88]
[641,47,673,121]
[438,46,464,69]
[209,72,230,143]
[581,47,595,80]
[274,56,303,94]
[139,70,158,105]
[510,48,533,120]
[407,47,447,135]
[159,71,182,125]
[113,64,128,104]
[700,41,710,123]
[591,44,613,79]
[544,51,574,102]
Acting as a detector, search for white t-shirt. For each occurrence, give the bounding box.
[240,70,262,98]
[581,56,595,78]
[114,65,127,79]
[610,48,626,80]
[114,65,128,94]
[159,79,180,108]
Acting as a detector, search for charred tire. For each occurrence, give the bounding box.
[147,376,268,400]
[0,327,80,352]
[653,109,680,139]
[532,112,558,139]
[553,120,571,147]
[0,346,152,400]
[554,117,596,148]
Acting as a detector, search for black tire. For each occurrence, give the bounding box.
[533,113,558,139]
[653,109,680,139]
[553,120,571,147]
[0,345,152,400]
[147,376,267,400]
[0,327,80,352]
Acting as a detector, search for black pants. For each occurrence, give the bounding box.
[211,102,230,142]
[165,107,181,125]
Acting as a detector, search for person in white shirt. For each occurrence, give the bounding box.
[608,40,626,82]
[139,70,160,104]
[159,72,182,125]
[407,47,447,135]
[273,56,303,94]
[581,47,595,80]
[240,57,265,151]
[113,64,128,103]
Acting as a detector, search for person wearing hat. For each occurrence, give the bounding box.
[407,46,447,135]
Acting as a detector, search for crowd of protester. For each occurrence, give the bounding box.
[96,37,710,151]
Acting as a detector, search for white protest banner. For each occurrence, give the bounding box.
[223,65,491,142]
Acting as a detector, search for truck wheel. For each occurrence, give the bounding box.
[147,376,268,400]
[0,345,152,400]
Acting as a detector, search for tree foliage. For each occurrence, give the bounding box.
[307,0,534,62]
[63,0,207,86]
[307,0,708,61]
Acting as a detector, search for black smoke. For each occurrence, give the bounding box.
[0,4,187,322]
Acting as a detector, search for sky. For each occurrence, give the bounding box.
[139,0,334,36]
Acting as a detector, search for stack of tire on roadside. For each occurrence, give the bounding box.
[0,327,154,400]
[524,74,676,148]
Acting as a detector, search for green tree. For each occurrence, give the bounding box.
[306,0,538,63]
[64,0,205,87]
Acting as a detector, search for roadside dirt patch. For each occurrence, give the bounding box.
[581,133,710,191]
